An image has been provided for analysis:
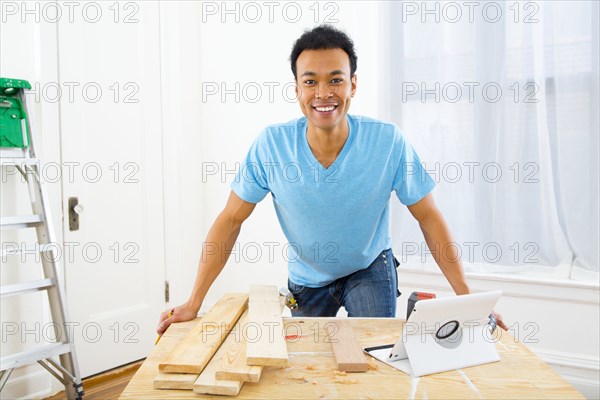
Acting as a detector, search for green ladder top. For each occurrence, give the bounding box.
[0,77,32,96]
[0,77,31,148]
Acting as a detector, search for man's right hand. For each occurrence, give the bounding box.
[156,302,200,335]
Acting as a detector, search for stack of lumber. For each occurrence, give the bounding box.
[153,285,289,396]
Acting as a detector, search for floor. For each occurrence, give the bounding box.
[45,360,143,400]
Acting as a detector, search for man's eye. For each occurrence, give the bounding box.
[331,79,343,84]
[304,80,316,85]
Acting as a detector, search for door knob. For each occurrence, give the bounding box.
[68,197,82,231]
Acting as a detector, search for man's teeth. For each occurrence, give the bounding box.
[315,105,336,112]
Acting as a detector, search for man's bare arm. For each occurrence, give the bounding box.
[407,193,470,295]
[407,193,507,330]
[157,191,256,334]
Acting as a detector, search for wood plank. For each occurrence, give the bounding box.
[158,293,248,374]
[192,312,246,396]
[153,373,196,390]
[245,285,288,367]
[327,321,368,372]
[216,310,263,382]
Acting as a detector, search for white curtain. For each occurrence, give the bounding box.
[386,1,599,280]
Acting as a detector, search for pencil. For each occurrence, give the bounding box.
[155,310,173,344]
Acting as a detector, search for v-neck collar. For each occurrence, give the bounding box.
[301,115,354,170]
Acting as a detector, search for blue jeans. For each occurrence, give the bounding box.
[288,248,399,317]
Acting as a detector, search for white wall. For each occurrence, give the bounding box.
[1,1,598,399]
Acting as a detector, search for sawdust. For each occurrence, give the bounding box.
[367,361,379,370]
[289,375,309,383]
[334,379,360,385]
[332,370,347,376]
[306,365,315,371]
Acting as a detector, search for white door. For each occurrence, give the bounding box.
[57,2,165,377]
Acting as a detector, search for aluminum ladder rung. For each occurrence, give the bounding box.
[0,343,72,371]
[0,215,43,230]
[0,147,30,158]
[1,278,55,297]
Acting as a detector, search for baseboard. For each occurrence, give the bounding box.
[534,348,600,400]
[1,368,53,400]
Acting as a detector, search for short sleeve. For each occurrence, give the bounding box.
[230,132,271,204]
[392,130,436,206]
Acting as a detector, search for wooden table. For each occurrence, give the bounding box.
[120,318,584,399]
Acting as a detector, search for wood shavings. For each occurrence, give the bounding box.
[306,364,315,370]
[334,379,360,385]
[289,375,309,383]
[332,370,347,376]
[368,361,379,370]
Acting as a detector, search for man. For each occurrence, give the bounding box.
[157,25,507,335]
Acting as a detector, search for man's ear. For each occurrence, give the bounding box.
[295,80,300,100]
[351,74,357,97]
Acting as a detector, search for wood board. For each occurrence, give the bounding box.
[245,285,288,367]
[153,373,196,390]
[216,310,263,382]
[327,321,368,372]
[192,309,248,396]
[158,293,248,374]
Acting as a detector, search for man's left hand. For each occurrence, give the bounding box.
[492,310,508,331]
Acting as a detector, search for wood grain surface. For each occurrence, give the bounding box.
[245,285,288,367]
[327,321,368,372]
[121,317,585,399]
[158,293,248,374]
[216,310,263,382]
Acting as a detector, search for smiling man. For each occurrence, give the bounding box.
[157,25,507,334]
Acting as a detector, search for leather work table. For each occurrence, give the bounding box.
[119,317,584,399]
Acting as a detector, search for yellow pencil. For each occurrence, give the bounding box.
[155,310,173,345]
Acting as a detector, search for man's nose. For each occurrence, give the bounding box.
[314,83,332,99]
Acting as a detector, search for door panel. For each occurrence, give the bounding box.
[58,2,164,377]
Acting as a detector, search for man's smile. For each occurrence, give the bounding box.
[312,103,339,113]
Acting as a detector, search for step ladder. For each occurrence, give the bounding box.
[0,77,84,399]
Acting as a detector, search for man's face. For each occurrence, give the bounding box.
[295,48,357,132]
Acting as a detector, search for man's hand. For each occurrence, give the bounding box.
[156,302,200,335]
[492,310,508,331]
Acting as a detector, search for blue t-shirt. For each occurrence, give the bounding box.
[231,114,435,287]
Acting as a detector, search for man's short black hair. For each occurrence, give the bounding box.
[290,25,358,79]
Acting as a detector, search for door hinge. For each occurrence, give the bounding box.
[164,281,170,303]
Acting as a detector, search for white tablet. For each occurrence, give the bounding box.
[364,291,502,377]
